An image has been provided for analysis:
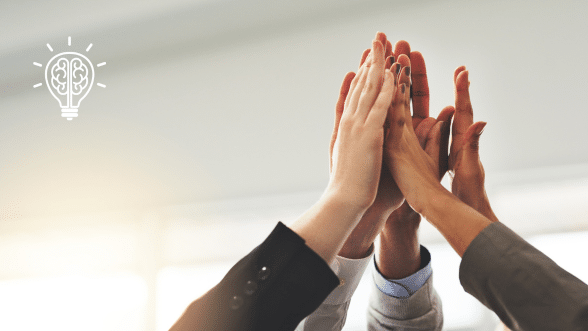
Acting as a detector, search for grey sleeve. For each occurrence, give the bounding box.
[367,273,443,331]
[459,221,588,331]
[296,300,351,331]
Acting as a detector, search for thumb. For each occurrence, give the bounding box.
[463,121,487,160]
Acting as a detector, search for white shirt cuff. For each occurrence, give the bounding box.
[324,245,374,305]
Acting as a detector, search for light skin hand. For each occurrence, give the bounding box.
[336,33,405,259]
[337,37,453,264]
[448,67,499,222]
[290,36,395,264]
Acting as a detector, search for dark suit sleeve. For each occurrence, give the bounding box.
[176,221,340,331]
[459,221,588,331]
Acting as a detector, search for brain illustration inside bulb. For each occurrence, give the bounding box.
[45,52,94,120]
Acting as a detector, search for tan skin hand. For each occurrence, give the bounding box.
[383,64,444,215]
[448,67,499,222]
[384,42,454,226]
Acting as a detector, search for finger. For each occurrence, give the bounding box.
[438,113,453,179]
[424,120,445,175]
[385,40,393,60]
[345,62,369,114]
[410,51,429,120]
[386,55,395,70]
[391,62,402,85]
[414,117,437,149]
[437,106,455,123]
[389,82,408,146]
[462,121,487,161]
[454,65,466,85]
[394,40,411,59]
[452,69,474,153]
[376,31,387,51]
[330,71,356,171]
[396,54,411,69]
[359,49,371,68]
[367,69,394,128]
[356,39,386,120]
[397,65,413,129]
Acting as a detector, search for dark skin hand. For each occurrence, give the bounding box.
[448,67,499,223]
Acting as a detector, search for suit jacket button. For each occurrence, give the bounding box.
[230,295,244,310]
[258,266,270,281]
[244,280,258,295]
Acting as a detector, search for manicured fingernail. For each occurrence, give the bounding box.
[401,83,406,93]
[395,64,401,76]
[404,66,411,76]
[477,122,487,135]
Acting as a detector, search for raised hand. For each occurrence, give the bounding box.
[383,64,445,215]
[290,34,397,264]
[448,67,498,222]
[384,41,453,226]
[325,37,393,210]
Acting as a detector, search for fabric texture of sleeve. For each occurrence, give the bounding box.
[296,245,374,331]
[367,246,443,331]
[180,221,340,331]
[459,221,588,331]
[373,245,432,298]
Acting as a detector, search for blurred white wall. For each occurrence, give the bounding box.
[2,0,588,220]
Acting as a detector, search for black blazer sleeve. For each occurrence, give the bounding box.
[175,221,340,331]
[459,221,588,331]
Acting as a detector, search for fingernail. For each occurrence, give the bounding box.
[395,64,401,76]
[401,83,406,93]
[404,66,411,76]
[477,122,487,135]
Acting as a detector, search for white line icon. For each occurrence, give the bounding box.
[34,37,106,121]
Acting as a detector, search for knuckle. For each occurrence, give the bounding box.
[363,81,376,94]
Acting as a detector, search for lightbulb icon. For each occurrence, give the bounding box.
[33,36,106,121]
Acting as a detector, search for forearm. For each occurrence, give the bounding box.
[377,205,421,279]
[421,186,492,257]
[290,193,367,265]
[338,205,391,259]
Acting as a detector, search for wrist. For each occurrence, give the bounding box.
[378,204,421,279]
[339,206,389,259]
[319,189,369,218]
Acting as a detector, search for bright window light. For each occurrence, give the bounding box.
[156,263,233,331]
[0,273,147,331]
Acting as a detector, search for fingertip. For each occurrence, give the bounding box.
[341,71,356,90]
[455,70,469,91]
[360,48,371,67]
[397,54,411,68]
[475,121,487,135]
[386,40,393,58]
[438,106,456,120]
[386,55,396,69]
[454,66,466,84]
[394,40,411,57]
[410,51,427,74]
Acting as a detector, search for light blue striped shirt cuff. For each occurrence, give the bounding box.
[373,245,432,298]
